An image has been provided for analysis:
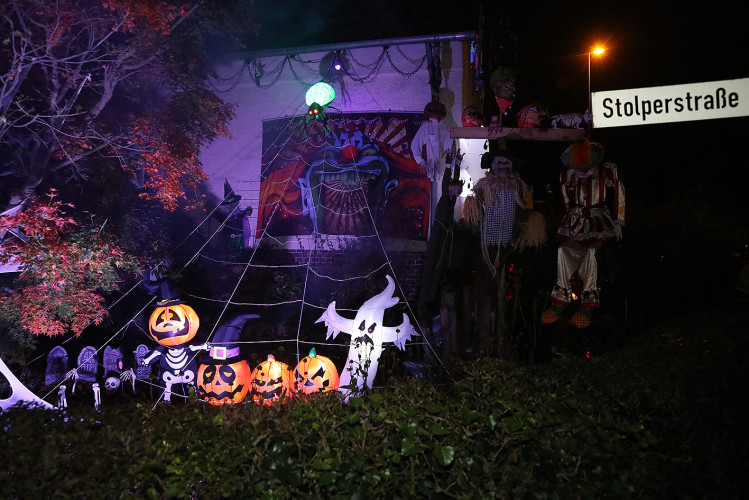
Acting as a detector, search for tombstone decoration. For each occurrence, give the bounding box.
[45,346,68,386]
[75,346,98,383]
[541,141,624,328]
[102,345,136,392]
[103,346,123,374]
[133,344,151,380]
[63,346,101,409]
[141,278,207,403]
[316,275,417,400]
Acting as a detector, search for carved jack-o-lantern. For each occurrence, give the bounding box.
[148,303,200,347]
[292,348,340,395]
[250,354,291,405]
[197,360,251,406]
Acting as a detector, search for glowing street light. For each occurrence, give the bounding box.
[588,46,605,114]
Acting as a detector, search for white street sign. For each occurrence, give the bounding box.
[591,78,749,128]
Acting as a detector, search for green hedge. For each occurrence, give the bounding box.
[2,310,747,499]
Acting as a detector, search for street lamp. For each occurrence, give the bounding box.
[588,47,605,114]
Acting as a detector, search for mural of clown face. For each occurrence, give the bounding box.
[258,114,431,240]
[300,130,396,235]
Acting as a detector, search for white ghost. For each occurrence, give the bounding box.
[316,275,417,400]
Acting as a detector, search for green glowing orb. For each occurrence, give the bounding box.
[305,82,336,107]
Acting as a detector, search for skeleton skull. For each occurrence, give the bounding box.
[104,376,121,392]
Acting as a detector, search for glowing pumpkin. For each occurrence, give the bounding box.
[148,303,200,347]
[197,360,251,405]
[292,348,340,395]
[250,354,291,405]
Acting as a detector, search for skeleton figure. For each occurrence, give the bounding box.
[550,110,592,129]
[92,383,101,411]
[316,275,417,400]
[57,384,67,409]
[64,346,101,409]
[142,344,207,403]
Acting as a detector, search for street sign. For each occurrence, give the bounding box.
[591,78,749,128]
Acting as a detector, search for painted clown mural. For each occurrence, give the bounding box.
[257,113,430,240]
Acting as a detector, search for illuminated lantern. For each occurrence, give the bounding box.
[292,348,340,395]
[148,303,200,347]
[197,314,258,405]
[250,354,291,405]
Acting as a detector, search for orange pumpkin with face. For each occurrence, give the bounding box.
[197,360,251,405]
[292,348,340,394]
[148,303,200,347]
[250,354,291,405]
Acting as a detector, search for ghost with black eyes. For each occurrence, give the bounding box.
[316,275,417,400]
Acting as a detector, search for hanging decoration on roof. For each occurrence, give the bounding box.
[300,82,342,137]
[463,151,543,277]
[316,275,417,400]
[490,66,517,115]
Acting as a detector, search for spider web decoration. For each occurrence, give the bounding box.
[5,58,456,410]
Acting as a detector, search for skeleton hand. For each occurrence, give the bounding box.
[445,140,464,167]
[65,368,79,382]
[614,223,623,241]
[120,368,135,383]
[488,115,500,135]
[120,368,136,392]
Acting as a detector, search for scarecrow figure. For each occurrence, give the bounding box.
[462,151,546,356]
[463,151,542,277]
[542,141,625,328]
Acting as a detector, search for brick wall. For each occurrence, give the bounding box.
[280,249,425,301]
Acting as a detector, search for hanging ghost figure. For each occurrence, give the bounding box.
[316,275,417,400]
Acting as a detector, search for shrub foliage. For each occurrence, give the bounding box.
[1,310,747,499]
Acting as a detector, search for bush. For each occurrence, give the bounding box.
[1,309,747,499]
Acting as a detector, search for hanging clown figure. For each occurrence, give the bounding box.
[542,141,625,328]
[316,275,417,400]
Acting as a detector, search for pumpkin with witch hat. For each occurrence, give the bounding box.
[197,314,258,405]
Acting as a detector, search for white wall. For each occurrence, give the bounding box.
[200,41,477,237]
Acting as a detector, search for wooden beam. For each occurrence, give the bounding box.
[450,126,586,141]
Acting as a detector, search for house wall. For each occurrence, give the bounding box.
[199,40,488,300]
